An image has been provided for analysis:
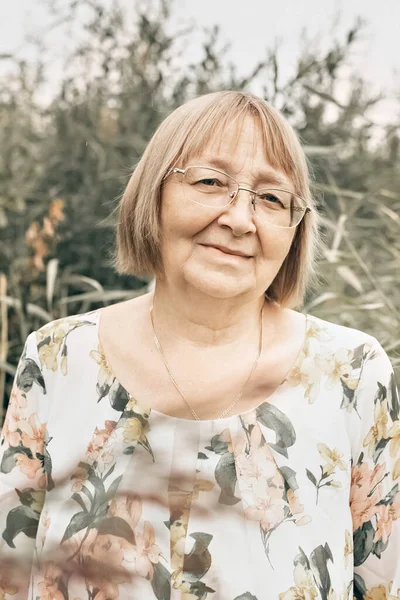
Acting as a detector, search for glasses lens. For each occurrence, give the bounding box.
[179,168,307,228]
[255,188,307,227]
[182,167,237,207]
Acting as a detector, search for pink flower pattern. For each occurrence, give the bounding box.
[0,310,399,600]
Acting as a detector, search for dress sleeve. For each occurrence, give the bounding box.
[0,331,50,600]
[350,338,400,599]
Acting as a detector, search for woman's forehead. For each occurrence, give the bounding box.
[180,116,293,183]
[186,152,292,188]
[186,114,261,156]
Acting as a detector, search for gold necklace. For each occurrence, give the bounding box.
[149,302,264,420]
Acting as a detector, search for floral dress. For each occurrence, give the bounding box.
[0,308,399,600]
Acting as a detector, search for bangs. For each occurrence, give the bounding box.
[169,96,301,194]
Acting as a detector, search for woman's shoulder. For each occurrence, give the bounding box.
[33,308,101,373]
[301,312,394,379]
[35,308,100,344]
[291,312,396,409]
[32,295,148,375]
[305,311,379,351]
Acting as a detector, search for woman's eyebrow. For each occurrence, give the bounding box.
[199,155,290,187]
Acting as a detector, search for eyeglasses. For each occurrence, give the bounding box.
[163,165,311,228]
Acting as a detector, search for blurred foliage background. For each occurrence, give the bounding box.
[1,0,399,423]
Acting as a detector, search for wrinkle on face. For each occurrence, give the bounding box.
[155,114,297,340]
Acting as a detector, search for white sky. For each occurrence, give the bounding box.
[1,0,399,125]
[172,0,400,88]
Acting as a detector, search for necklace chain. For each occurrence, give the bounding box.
[149,302,264,420]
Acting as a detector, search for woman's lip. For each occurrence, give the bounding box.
[201,245,251,259]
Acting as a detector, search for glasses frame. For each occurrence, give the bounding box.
[163,165,311,229]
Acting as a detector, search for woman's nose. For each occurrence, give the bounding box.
[217,187,257,236]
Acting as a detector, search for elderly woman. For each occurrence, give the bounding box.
[1,91,399,600]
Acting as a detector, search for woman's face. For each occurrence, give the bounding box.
[159,115,297,300]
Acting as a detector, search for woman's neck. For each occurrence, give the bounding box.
[150,282,278,352]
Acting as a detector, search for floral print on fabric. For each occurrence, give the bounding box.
[60,373,169,599]
[0,310,399,600]
[36,317,95,375]
[279,544,353,600]
[204,406,311,568]
[306,443,347,503]
[287,319,373,414]
[350,358,400,599]
[168,477,215,595]
[0,332,51,598]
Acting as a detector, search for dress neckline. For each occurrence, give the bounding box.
[93,307,312,424]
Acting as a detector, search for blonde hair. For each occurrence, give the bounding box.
[114,90,321,308]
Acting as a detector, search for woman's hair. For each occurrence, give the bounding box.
[113,90,321,308]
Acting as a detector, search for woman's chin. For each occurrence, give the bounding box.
[183,266,254,299]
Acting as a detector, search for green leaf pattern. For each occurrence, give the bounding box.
[0,311,399,599]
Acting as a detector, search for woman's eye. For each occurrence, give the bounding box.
[260,193,282,204]
[198,178,219,186]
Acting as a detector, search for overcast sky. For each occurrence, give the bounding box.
[173,0,399,89]
[1,0,399,124]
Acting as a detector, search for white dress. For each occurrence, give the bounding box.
[0,308,399,600]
